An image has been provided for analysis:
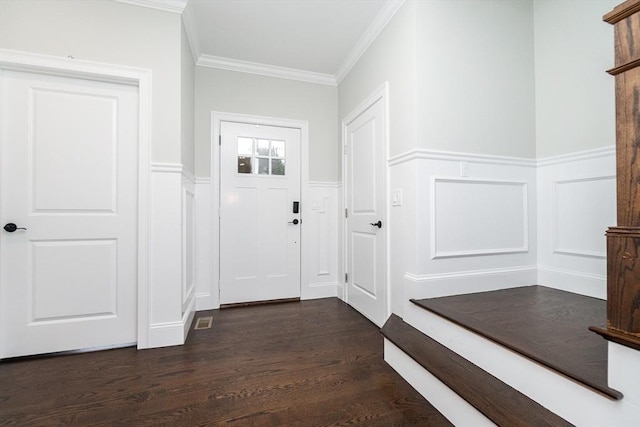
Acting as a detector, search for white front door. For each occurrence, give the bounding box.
[219,121,301,305]
[345,94,387,326]
[0,70,138,358]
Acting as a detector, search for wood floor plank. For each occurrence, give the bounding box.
[411,285,622,400]
[0,298,452,426]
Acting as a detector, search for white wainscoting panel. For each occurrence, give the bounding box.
[537,147,615,298]
[553,176,615,259]
[431,178,528,259]
[387,149,539,315]
[194,178,217,310]
[181,171,196,316]
[303,182,340,299]
[148,164,192,348]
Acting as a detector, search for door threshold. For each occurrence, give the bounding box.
[0,342,136,363]
[220,297,300,309]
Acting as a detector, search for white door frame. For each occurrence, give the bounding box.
[0,49,152,349]
[211,112,309,306]
[341,82,390,322]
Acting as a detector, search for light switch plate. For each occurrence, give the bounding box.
[392,189,403,206]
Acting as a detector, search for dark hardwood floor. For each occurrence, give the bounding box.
[0,298,452,426]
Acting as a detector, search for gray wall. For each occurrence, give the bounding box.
[0,0,184,165]
[181,22,195,174]
[534,0,617,158]
[416,0,536,158]
[194,67,339,181]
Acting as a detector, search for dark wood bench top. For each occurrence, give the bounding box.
[411,285,622,400]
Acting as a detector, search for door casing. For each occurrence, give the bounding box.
[211,112,309,306]
[341,82,390,324]
[0,49,152,351]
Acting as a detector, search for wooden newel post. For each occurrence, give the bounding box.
[590,0,640,351]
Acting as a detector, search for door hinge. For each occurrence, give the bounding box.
[345,273,348,283]
[219,134,221,145]
[345,208,348,218]
[344,144,349,155]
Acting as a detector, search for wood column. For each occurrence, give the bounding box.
[590,0,640,351]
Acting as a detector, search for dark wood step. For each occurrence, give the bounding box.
[381,314,574,427]
[411,285,623,400]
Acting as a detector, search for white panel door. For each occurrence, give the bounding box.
[345,96,387,326]
[0,70,138,358]
[219,121,301,304]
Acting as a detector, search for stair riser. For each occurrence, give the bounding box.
[384,339,496,427]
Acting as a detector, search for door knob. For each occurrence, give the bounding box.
[3,223,27,232]
[369,220,382,229]
[288,219,300,225]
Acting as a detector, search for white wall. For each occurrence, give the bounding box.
[534,0,617,158]
[416,0,536,158]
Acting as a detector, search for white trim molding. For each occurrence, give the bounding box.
[537,265,606,299]
[552,175,615,259]
[308,181,341,188]
[430,178,529,259]
[197,55,337,86]
[389,148,537,168]
[537,146,616,167]
[404,266,538,299]
[0,48,152,349]
[114,0,187,14]
[181,1,201,63]
[151,162,182,174]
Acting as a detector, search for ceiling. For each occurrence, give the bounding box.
[120,0,404,85]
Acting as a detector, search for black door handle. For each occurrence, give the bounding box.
[4,223,27,233]
[288,219,299,225]
[370,220,382,229]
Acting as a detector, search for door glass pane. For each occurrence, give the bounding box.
[257,158,269,175]
[257,139,270,156]
[271,140,285,157]
[238,137,253,156]
[271,159,285,175]
[238,156,252,174]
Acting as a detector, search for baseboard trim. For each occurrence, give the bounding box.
[404,266,537,300]
[537,265,606,299]
[302,281,338,300]
[147,321,186,348]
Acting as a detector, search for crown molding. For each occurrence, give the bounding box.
[335,0,406,85]
[115,0,403,86]
[197,55,337,86]
[181,1,201,62]
[114,0,187,14]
